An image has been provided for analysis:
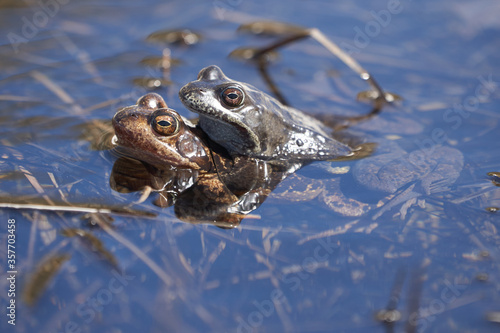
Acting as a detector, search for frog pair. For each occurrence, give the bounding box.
[112,86,298,226]
[113,65,360,181]
[112,65,363,225]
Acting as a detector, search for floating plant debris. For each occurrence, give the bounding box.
[61,228,119,269]
[23,253,71,306]
[132,77,172,89]
[238,21,307,37]
[146,29,201,46]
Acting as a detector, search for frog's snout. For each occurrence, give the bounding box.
[178,85,190,101]
[197,65,225,81]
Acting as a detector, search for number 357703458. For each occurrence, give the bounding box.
[7,219,16,269]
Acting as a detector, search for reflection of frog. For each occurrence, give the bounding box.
[352,140,464,219]
[111,93,300,227]
[269,142,464,219]
[179,65,352,162]
[269,172,371,217]
[353,142,464,195]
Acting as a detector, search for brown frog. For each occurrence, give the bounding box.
[112,92,212,171]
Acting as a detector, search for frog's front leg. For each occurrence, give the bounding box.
[269,173,372,217]
[320,178,372,217]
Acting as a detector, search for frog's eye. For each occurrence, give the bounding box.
[137,93,167,110]
[151,110,180,136]
[221,87,244,107]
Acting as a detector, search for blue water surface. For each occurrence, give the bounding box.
[0,0,499,332]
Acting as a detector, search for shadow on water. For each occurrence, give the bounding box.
[0,0,500,332]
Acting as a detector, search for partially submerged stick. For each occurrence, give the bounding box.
[237,21,400,109]
[0,202,156,218]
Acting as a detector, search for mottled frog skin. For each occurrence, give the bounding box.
[179,65,352,162]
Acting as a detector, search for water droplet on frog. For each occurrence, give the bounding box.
[239,193,260,212]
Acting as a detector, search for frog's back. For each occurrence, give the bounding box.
[245,83,352,161]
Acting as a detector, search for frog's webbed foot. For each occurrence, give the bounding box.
[487,172,500,187]
[233,21,399,112]
[372,183,422,220]
[173,175,245,228]
[327,142,377,162]
[369,173,454,221]
[321,187,372,217]
[269,173,371,217]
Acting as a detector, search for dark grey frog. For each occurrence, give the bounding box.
[179,65,353,162]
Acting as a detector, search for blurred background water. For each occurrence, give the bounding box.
[0,0,499,332]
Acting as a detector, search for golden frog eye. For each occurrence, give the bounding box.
[221,87,244,107]
[151,109,180,136]
[137,93,167,110]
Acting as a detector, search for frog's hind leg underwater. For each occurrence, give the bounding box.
[234,21,402,126]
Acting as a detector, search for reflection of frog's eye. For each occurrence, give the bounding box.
[221,87,244,107]
[151,110,180,136]
[137,93,167,110]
